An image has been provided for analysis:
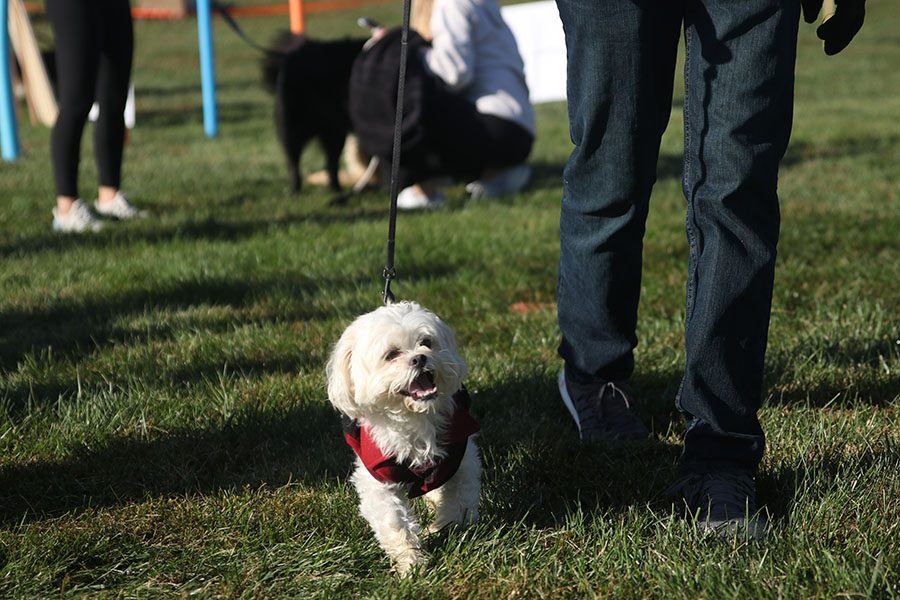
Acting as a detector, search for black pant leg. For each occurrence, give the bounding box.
[47,0,101,197]
[93,0,134,189]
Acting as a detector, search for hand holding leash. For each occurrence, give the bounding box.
[802,0,866,55]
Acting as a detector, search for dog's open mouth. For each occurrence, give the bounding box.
[404,371,437,401]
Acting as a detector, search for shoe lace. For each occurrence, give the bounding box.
[601,381,632,409]
[577,381,640,436]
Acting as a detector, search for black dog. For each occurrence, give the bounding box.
[262,33,365,194]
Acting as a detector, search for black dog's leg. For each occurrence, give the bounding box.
[286,151,302,194]
[322,128,347,193]
[276,91,303,194]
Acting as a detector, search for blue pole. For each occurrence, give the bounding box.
[196,0,218,138]
[0,0,21,161]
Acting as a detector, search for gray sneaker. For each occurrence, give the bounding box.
[666,471,768,540]
[52,200,103,233]
[557,368,650,444]
[94,192,147,220]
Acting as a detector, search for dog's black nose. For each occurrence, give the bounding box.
[410,354,427,368]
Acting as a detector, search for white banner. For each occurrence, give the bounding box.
[501,0,567,104]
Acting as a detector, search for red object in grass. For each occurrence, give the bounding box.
[509,302,556,314]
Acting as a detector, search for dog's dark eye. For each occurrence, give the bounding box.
[385,349,401,361]
[420,337,432,349]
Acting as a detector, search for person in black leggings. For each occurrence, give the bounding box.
[47,0,144,233]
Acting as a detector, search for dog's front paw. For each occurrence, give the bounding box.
[392,548,425,577]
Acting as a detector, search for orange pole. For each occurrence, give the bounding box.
[289,0,304,33]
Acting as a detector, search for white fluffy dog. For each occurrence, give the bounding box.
[326,301,482,575]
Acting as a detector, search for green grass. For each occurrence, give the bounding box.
[1,2,898,597]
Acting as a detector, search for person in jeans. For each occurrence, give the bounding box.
[554,0,865,538]
[47,0,144,233]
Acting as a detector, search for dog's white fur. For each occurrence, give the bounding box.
[326,301,481,575]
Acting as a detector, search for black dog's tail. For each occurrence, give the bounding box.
[261,31,306,94]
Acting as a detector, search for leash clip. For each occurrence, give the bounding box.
[382,267,396,305]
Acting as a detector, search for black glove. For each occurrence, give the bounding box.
[801,0,866,55]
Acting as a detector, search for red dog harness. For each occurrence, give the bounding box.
[342,389,480,498]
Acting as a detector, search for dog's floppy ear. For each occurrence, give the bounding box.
[326,325,359,418]
[434,314,468,391]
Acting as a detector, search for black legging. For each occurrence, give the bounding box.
[399,85,534,190]
[47,0,133,198]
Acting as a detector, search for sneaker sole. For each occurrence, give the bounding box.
[557,368,583,439]
[52,222,103,233]
[93,205,145,220]
[700,515,767,541]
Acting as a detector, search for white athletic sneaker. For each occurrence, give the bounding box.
[94,192,146,220]
[396,185,445,210]
[52,200,103,233]
[466,164,532,200]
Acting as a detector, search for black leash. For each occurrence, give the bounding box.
[209,0,407,305]
[382,0,413,305]
[210,0,287,58]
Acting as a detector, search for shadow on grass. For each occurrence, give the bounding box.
[482,437,683,529]
[0,274,334,371]
[0,403,349,525]
[136,81,258,98]
[473,371,683,528]
[0,209,392,259]
[0,352,328,421]
[138,101,268,129]
[528,155,681,191]
[526,161,565,193]
[782,134,900,167]
[1,363,890,527]
[760,444,900,520]
[530,133,899,194]
[764,333,899,407]
[648,134,897,185]
[474,355,895,527]
[0,368,685,528]
[0,257,459,375]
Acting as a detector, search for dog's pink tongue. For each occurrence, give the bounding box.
[410,373,437,399]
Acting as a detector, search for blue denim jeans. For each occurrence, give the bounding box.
[556,0,800,473]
